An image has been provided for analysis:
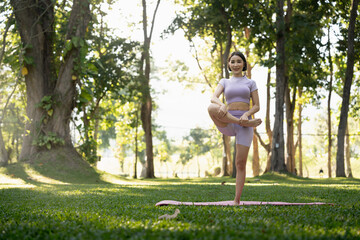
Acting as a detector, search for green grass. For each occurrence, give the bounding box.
[1,162,360,239]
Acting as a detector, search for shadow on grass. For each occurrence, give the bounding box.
[1,147,111,185]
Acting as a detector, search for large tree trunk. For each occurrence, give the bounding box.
[327,25,333,178]
[10,0,91,160]
[140,0,160,178]
[270,0,287,172]
[336,0,358,177]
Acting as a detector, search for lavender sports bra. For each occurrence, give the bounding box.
[219,76,258,104]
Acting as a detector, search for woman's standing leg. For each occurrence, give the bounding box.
[234,144,250,205]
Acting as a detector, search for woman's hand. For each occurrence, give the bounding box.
[218,104,227,118]
[239,112,250,125]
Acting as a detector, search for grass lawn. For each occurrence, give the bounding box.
[1,162,360,239]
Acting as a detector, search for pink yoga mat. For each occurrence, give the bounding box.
[156,200,333,206]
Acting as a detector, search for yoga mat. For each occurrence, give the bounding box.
[156,200,333,206]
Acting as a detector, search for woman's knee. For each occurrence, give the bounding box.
[235,158,246,171]
[207,103,219,115]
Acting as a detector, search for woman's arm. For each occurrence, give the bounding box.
[210,84,228,118]
[211,84,225,107]
[240,90,260,120]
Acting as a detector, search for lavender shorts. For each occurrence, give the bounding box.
[216,110,254,147]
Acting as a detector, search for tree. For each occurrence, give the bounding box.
[154,130,175,177]
[140,0,161,178]
[336,0,359,177]
[169,0,261,176]
[115,100,145,178]
[282,0,329,174]
[182,127,212,177]
[0,5,14,166]
[326,24,334,178]
[251,1,276,174]
[10,0,91,160]
[75,5,140,163]
[270,0,287,172]
[254,63,273,173]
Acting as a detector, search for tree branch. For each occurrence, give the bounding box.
[254,129,270,152]
[0,13,13,66]
[189,39,212,88]
[148,0,161,44]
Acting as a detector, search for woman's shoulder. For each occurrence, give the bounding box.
[244,76,255,82]
[219,78,230,86]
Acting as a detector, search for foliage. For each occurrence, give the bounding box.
[179,127,214,166]
[71,3,141,163]
[154,130,175,163]
[0,170,360,239]
[0,68,25,161]
[32,132,65,150]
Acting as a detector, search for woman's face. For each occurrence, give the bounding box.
[229,55,244,75]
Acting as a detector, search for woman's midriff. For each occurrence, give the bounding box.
[228,102,249,111]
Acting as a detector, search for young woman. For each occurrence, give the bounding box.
[207,51,261,205]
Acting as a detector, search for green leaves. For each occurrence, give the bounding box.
[79,88,93,104]
[32,132,65,149]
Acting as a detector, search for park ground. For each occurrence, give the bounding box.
[0,153,359,240]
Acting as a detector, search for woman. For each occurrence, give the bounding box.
[207,51,261,205]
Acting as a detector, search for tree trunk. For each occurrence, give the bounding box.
[297,88,303,177]
[220,7,232,176]
[0,128,8,166]
[264,63,273,173]
[141,96,154,178]
[285,85,296,174]
[252,133,260,176]
[284,0,295,174]
[10,0,91,160]
[327,25,333,178]
[336,0,358,177]
[345,124,353,178]
[270,0,287,172]
[140,0,160,178]
[244,27,260,177]
[232,141,237,177]
[222,135,231,176]
[134,105,140,179]
[255,61,273,174]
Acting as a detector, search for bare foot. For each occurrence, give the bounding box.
[238,118,262,127]
[234,199,240,205]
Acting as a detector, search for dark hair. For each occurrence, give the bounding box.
[228,51,247,72]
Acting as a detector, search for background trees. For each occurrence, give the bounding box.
[0,0,359,178]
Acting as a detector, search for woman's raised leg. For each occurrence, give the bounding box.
[207,103,262,128]
[207,103,240,127]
